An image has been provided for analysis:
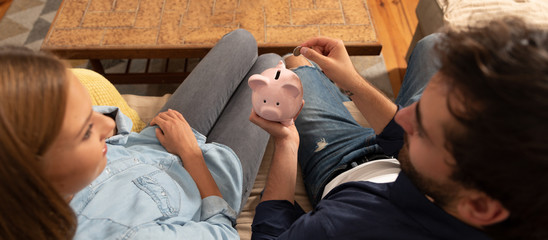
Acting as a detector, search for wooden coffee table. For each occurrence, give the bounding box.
[41,0,381,84]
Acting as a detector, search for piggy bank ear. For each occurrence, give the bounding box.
[282,83,301,98]
[248,74,269,90]
[276,60,286,69]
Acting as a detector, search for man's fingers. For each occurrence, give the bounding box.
[294,99,305,121]
[249,110,287,136]
[249,110,264,125]
[249,111,272,128]
[301,36,335,48]
[301,46,329,67]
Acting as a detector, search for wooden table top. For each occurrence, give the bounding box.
[41,0,381,59]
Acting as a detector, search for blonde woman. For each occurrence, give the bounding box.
[0,29,279,239]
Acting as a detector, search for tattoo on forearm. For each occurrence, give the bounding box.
[341,89,354,97]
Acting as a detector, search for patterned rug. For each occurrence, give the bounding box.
[0,0,62,51]
[0,0,393,98]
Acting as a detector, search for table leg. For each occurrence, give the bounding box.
[89,59,105,74]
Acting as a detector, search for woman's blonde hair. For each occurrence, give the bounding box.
[0,46,76,239]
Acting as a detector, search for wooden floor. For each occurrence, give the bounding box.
[0,0,13,21]
[366,0,419,97]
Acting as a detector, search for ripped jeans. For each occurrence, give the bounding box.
[293,34,440,206]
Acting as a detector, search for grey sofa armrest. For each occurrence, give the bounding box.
[406,0,444,60]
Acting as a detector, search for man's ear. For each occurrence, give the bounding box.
[456,190,510,227]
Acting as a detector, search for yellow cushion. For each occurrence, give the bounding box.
[71,68,146,132]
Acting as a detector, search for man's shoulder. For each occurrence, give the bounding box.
[305,184,435,239]
[314,178,489,240]
[318,181,420,228]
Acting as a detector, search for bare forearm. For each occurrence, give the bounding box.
[179,151,222,199]
[343,71,397,133]
[298,37,397,133]
[261,139,299,203]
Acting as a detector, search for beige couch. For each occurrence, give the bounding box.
[75,58,369,240]
[407,0,548,60]
[120,94,369,240]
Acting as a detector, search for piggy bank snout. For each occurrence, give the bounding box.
[248,62,303,124]
[257,106,282,121]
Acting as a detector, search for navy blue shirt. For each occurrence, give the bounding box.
[251,117,490,240]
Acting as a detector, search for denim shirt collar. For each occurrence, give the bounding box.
[93,106,132,145]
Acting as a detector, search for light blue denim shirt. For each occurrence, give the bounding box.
[70,106,243,239]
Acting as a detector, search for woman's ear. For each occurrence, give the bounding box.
[456,190,510,227]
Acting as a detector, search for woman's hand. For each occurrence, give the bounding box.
[151,109,222,198]
[150,109,201,160]
[299,37,362,91]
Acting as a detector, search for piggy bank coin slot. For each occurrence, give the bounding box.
[275,70,281,80]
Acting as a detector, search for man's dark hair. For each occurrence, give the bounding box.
[435,17,548,239]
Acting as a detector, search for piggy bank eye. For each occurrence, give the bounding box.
[263,100,266,103]
[276,102,280,106]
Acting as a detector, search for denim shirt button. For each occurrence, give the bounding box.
[161,191,166,196]
[105,168,111,174]
[134,158,139,163]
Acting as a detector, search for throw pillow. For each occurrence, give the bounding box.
[71,68,146,132]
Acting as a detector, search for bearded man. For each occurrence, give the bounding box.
[250,17,548,240]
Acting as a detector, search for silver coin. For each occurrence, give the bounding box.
[293,46,302,56]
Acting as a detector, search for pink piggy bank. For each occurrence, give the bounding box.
[248,60,303,126]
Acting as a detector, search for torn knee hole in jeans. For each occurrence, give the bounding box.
[314,138,328,152]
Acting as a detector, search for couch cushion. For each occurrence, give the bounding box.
[121,94,172,124]
[71,68,146,132]
[444,0,548,29]
[416,0,445,34]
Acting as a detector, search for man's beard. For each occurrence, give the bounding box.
[398,134,460,208]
